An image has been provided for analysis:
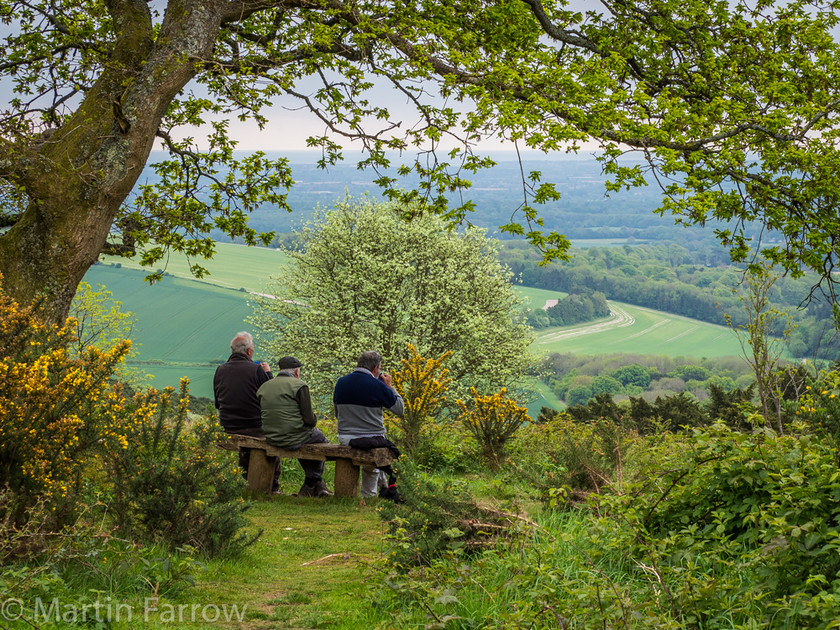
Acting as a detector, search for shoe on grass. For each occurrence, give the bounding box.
[294,483,317,498]
[313,480,334,497]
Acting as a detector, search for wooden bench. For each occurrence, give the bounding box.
[217,434,395,497]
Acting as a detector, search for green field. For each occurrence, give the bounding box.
[85,242,744,409]
[515,285,568,308]
[100,242,289,293]
[532,301,742,358]
[84,263,255,399]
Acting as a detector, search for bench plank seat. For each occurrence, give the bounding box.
[217,434,394,497]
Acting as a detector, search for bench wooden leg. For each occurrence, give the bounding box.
[247,449,276,494]
[333,459,359,497]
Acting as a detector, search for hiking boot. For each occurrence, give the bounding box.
[294,483,317,498]
[313,480,333,497]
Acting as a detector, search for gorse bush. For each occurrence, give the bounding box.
[389,344,452,456]
[457,387,529,470]
[104,382,259,557]
[794,368,840,446]
[0,277,257,561]
[0,280,134,528]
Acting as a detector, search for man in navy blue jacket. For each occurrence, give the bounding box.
[334,350,404,497]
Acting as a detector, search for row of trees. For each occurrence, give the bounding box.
[524,288,610,329]
[544,353,756,407]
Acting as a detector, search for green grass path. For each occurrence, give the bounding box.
[190,497,388,629]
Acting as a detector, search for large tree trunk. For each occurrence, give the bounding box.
[0,0,226,322]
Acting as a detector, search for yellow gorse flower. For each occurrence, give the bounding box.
[389,344,454,454]
[0,276,152,506]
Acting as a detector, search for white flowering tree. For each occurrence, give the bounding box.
[250,197,534,404]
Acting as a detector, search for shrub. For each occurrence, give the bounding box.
[457,387,529,470]
[567,417,635,496]
[0,281,134,528]
[706,382,755,430]
[389,344,452,456]
[403,416,481,474]
[505,418,572,502]
[594,422,840,628]
[567,392,622,424]
[628,392,705,433]
[104,382,260,557]
[793,369,840,444]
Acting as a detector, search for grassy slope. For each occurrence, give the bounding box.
[516,285,568,308]
[84,264,255,398]
[532,301,742,358]
[99,243,289,294]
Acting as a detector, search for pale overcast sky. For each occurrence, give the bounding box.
[179,72,527,155]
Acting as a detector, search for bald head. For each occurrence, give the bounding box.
[230,331,254,355]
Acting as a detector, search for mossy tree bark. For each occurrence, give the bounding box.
[0,0,229,321]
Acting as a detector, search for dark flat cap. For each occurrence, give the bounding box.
[276,356,302,369]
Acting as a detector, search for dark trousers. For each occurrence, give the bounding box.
[290,428,329,483]
[225,426,282,490]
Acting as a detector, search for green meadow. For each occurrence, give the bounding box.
[85,243,743,408]
[99,242,289,293]
[83,264,254,398]
[515,284,568,308]
[533,301,742,358]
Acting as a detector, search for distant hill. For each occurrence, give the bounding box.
[131,151,758,242]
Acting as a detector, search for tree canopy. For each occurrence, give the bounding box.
[250,197,534,403]
[1,0,839,321]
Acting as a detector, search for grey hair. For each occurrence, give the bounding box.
[356,350,382,371]
[230,331,254,354]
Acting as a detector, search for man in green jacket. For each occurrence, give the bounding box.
[257,356,333,497]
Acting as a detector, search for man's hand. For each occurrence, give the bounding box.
[380,372,393,387]
[259,361,271,373]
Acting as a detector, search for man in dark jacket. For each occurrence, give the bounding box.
[257,356,333,497]
[213,331,280,491]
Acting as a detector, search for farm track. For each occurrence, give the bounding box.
[622,318,669,341]
[535,303,636,344]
